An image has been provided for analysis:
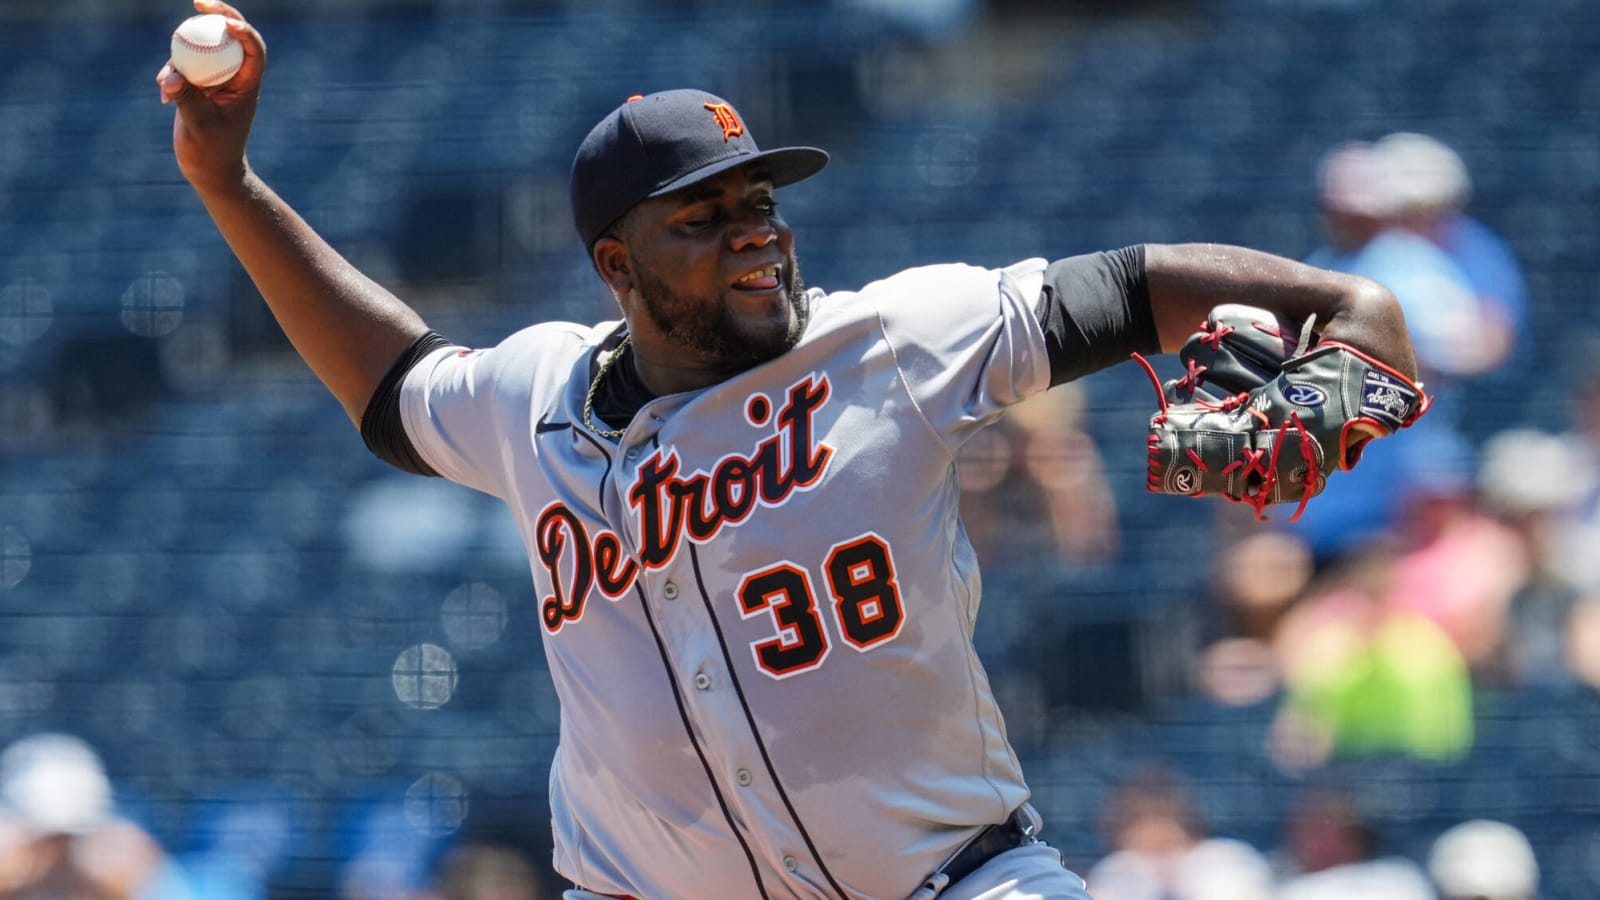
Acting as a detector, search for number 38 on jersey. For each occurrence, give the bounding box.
[737,532,905,679]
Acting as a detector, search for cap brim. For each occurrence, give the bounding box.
[646,146,829,200]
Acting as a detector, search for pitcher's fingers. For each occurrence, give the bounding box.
[162,70,205,111]
[223,16,267,69]
[158,65,192,105]
[194,0,247,20]
[191,0,264,59]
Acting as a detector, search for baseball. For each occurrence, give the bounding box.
[169,14,244,88]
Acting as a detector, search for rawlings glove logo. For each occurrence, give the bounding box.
[1174,467,1197,493]
[1284,383,1328,407]
[1360,371,1419,429]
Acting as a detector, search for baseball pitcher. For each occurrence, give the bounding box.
[157,2,1424,897]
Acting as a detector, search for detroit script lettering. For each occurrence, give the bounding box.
[538,376,833,632]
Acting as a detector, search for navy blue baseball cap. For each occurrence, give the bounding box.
[571,89,829,249]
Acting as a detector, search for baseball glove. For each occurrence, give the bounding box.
[1134,304,1429,521]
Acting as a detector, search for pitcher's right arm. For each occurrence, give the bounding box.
[158,0,430,426]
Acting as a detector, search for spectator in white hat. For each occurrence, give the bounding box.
[1428,819,1539,900]
[1294,140,1484,565]
[0,733,195,899]
[1375,132,1528,375]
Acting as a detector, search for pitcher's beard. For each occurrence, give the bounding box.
[635,256,808,371]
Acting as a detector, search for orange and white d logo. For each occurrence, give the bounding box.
[704,102,744,141]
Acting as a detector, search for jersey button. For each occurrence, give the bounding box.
[694,672,712,690]
[783,856,798,873]
[625,447,640,461]
[736,768,752,786]
[663,582,679,600]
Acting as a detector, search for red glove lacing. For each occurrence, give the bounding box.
[1172,357,1208,396]
[1199,320,1236,349]
[1133,353,1321,521]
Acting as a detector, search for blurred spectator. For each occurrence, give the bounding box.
[1563,597,1600,691]
[1191,531,1314,708]
[1275,788,1435,900]
[1209,531,1314,644]
[1306,142,1392,262]
[1084,767,1274,900]
[1193,637,1280,709]
[1384,449,1528,677]
[957,382,1118,569]
[1468,375,1600,689]
[1476,428,1592,686]
[1427,819,1539,900]
[1548,365,1600,595]
[1292,141,1488,563]
[1271,547,1473,769]
[1377,132,1529,375]
[0,733,194,899]
[1306,140,1491,383]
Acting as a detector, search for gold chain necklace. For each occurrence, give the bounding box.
[583,335,632,439]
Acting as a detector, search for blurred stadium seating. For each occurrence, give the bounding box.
[3,0,1599,896]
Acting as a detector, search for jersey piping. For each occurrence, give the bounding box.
[947,518,1023,819]
[574,424,770,898]
[687,540,851,898]
[630,576,773,899]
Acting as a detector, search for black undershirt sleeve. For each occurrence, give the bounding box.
[359,330,452,477]
[1034,244,1159,387]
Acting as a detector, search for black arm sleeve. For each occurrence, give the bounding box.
[359,330,453,477]
[1034,244,1159,387]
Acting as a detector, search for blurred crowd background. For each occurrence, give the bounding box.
[1,0,1597,897]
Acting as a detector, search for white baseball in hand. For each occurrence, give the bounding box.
[169,14,244,88]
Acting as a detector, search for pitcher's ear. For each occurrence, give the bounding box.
[592,236,634,297]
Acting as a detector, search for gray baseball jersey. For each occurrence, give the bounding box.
[398,258,1070,899]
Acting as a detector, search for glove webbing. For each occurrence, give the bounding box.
[1173,314,1318,402]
